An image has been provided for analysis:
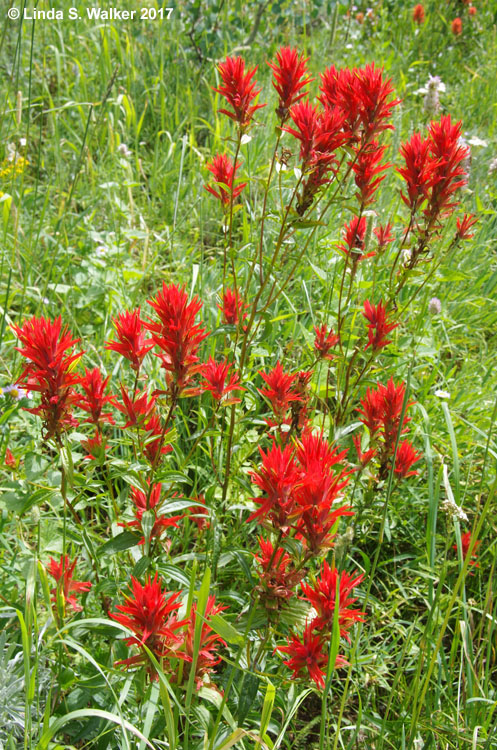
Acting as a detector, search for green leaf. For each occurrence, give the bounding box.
[203,612,245,647]
[97,531,140,557]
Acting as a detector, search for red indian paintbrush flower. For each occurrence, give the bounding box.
[47,555,92,612]
[398,131,438,212]
[188,495,210,531]
[255,536,305,604]
[394,440,422,477]
[451,17,463,35]
[338,216,374,263]
[248,442,301,529]
[78,367,115,426]
[468,6,476,16]
[413,4,425,24]
[358,378,411,440]
[284,100,319,164]
[426,115,468,221]
[374,223,394,250]
[214,56,266,129]
[354,63,401,141]
[301,562,365,638]
[218,287,248,326]
[4,447,17,469]
[81,430,108,463]
[122,482,184,544]
[106,308,154,372]
[363,300,398,351]
[353,434,377,467]
[12,316,83,438]
[277,624,348,689]
[268,46,313,122]
[258,361,302,421]
[115,386,157,429]
[110,574,184,650]
[204,154,247,206]
[314,324,340,360]
[453,530,481,569]
[456,213,478,240]
[352,141,390,207]
[200,357,245,405]
[319,65,361,140]
[178,596,227,689]
[146,283,208,397]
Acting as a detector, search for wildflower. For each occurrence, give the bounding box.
[283,101,319,164]
[115,386,157,429]
[453,530,481,568]
[188,495,210,531]
[451,18,463,35]
[313,324,339,359]
[363,300,398,351]
[255,537,305,605]
[12,316,83,439]
[358,378,411,441]
[374,223,394,250]
[353,434,377,467]
[423,75,443,116]
[110,575,184,658]
[178,596,227,689]
[354,63,401,141]
[248,442,301,529]
[204,154,247,207]
[146,284,208,398]
[468,5,476,16]
[319,66,361,140]
[47,555,92,613]
[106,308,154,372]
[338,216,374,263]
[214,56,265,130]
[218,288,248,326]
[393,440,422,477]
[258,362,301,421]
[413,4,425,24]
[351,141,390,207]
[301,562,365,637]
[117,143,132,158]
[277,624,348,689]
[3,384,30,400]
[426,115,469,221]
[268,47,313,122]
[4,447,17,469]
[81,430,108,463]
[456,213,478,240]
[428,297,442,315]
[199,358,245,405]
[78,367,115,426]
[123,482,183,543]
[398,132,438,212]
[141,413,173,466]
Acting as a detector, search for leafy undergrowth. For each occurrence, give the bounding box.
[1,2,497,749]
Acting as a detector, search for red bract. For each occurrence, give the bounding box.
[456,213,478,240]
[141,413,173,466]
[354,63,401,141]
[301,562,365,638]
[363,300,398,350]
[81,430,108,463]
[268,46,313,122]
[374,223,394,250]
[115,386,157,429]
[353,434,377,467]
[189,495,210,530]
[214,56,265,129]
[4,447,16,468]
[78,367,115,426]
[413,4,425,24]
[123,482,183,543]
[179,596,227,689]
[451,17,463,35]
[398,131,438,212]
[204,154,247,206]
[319,65,361,139]
[277,624,348,689]
[258,361,302,421]
[106,308,154,372]
[12,316,83,439]
[426,115,468,221]
[218,288,248,326]
[47,555,91,612]
[352,141,390,207]
[284,100,319,164]
[454,530,481,568]
[110,575,184,653]
[255,536,305,604]
[146,284,208,397]
[200,358,245,405]
[358,378,411,442]
[394,440,422,477]
[248,443,301,529]
[314,324,340,359]
[338,216,374,263]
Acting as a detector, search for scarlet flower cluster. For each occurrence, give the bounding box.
[218,287,248,327]
[111,574,226,687]
[13,317,83,439]
[357,378,421,479]
[106,308,153,372]
[267,46,313,122]
[47,555,92,613]
[214,56,265,130]
[204,154,247,207]
[413,4,425,24]
[362,300,398,351]
[120,482,184,545]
